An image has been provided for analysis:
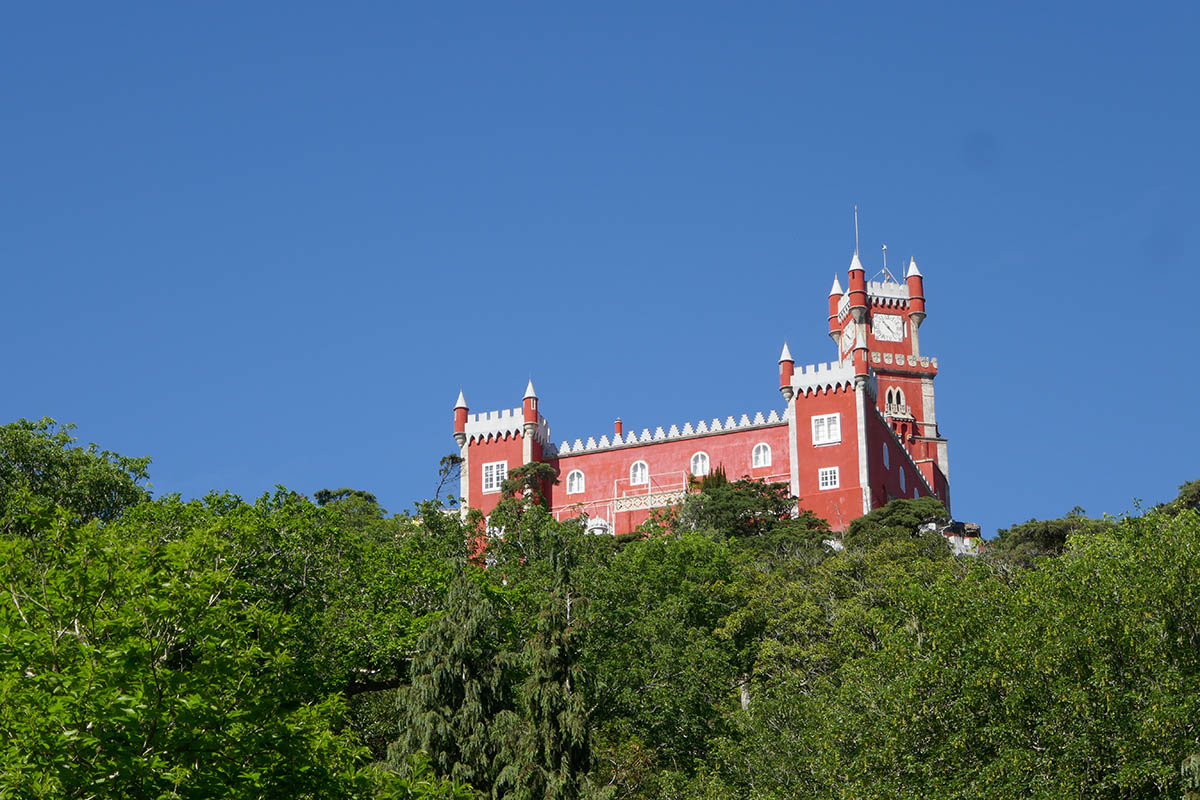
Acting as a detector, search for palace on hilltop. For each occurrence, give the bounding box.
[452,250,954,536]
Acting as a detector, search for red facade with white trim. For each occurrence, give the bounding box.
[453,254,950,533]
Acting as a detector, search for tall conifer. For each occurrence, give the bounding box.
[501,538,592,800]
[388,571,517,796]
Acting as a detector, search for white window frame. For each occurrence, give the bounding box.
[818,466,840,490]
[811,413,842,446]
[752,442,771,468]
[566,469,585,495]
[690,452,710,477]
[630,460,648,486]
[482,460,508,494]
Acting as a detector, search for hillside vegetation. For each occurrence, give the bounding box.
[1,418,1198,799]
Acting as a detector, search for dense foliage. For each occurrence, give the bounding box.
[1,420,1197,798]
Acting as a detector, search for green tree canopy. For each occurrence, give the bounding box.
[0,418,150,531]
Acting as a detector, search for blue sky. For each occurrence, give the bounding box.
[3,3,1197,534]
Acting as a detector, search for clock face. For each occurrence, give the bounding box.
[840,324,856,355]
[874,314,904,342]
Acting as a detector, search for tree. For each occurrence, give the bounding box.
[0,417,150,531]
[0,497,378,798]
[315,487,381,508]
[673,477,831,566]
[500,533,592,800]
[989,505,1114,568]
[1159,479,1200,517]
[435,455,464,504]
[388,571,521,796]
[839,495,949,552]
[581,533,744,794]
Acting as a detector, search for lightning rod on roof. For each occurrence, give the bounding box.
[853,204,860,255]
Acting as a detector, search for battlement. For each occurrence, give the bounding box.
[790,360,859,396]
[465,408,552,446]
[870,351,938,372]
[552,409,786,456]
[866,279,909,304]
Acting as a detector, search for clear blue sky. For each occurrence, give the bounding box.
[4,3,1197,534]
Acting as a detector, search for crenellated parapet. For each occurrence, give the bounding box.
[553,409,786,456]
[789,360,877,397]
[464,407,552,445]
[866,280,910,306]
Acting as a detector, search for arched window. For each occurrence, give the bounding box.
[690,452,710,477]
[752,443,771,468]
[886,387,894,405]
[899,469,906,492]
[566,469,585,494]
[630,460,648,486]
[883,444,889,469]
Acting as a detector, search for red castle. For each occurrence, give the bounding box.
[453,251,950,535]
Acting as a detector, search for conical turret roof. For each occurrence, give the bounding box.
[524,379,537,399]
[905,257,922,278]
[454,390,468,409]
[829,274,844,295]
[779,342,793,362]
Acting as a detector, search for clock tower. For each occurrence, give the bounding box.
[831,254,949,495]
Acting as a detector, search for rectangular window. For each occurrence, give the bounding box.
[818,467,840,490]
[812,413,842,445]
[482,460,507,494]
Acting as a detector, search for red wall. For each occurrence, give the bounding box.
[791,386,862,531]
[466,433,525,517]
[546,423,791,532]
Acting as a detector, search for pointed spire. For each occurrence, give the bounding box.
[905,257,922,278]
[779,342,793,363]
[849,251,864,272]
[523,379,537,399]
[454,390,468,409]
[829,274,844,296]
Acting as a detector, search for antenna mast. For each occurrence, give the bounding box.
[853,205,860,255]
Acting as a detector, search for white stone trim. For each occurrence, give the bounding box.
[866,280,909,302]
[790,360,856,395]
[855,379,871,514]
[613,488,688,512]
[870,352,937,370]
[555,410,786,455]
[465,408,552,446]
[787,396,800,500]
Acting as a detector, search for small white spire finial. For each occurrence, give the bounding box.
[524,379,537,399]
[830,274,844,295]
[905,256,922,278]
[779,342,793,362]
[455,390,468,409]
